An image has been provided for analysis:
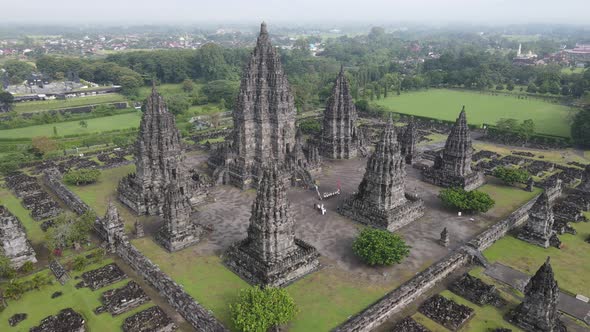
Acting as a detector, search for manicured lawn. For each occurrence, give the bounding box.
[374,89,576,137]
[483,218,590,296]
[13,94,128,113]
[67,164,146,232]
[133,237,396,332]
[474,143,590,167]
[0,112,141,139]
[477,182,542,218]
[0,259,153,332]
[0,187,45,246]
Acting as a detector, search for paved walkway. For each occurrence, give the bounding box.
[485,262,590,325]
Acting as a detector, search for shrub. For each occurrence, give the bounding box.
[352,228,411,266]
[72,256,89,271]
[439,188,495,213]
[230,286,298,332]
[298,118,321,135]
[494,166,530,185]
[63,168,101,185]
[19,261,34,274]
[0,252,16,279]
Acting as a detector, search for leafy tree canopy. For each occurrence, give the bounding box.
[352,228,411,266]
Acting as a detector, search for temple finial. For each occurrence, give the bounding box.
[260,22,268,35]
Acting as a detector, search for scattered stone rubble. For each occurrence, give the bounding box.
[390,317,429,332]
[49,259,69,285]
[76,263,127,291]
[122,306,177,332]
[95,281,149,316]
[5,172,62,220]
[8,313,27,327]
[0,205,37,268]
[419,294,474,331]
[30,308,86,332]
[449,273,506,307]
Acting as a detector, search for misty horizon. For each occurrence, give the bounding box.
[2,0,590,26]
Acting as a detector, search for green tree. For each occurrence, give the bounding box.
[182,79,194,92]
[0,251,16,279]
[495,118,519,132]
[494,167,531,185]
[19,261,34,274]
[230,287,298,332]
[506,81,515,91]
[439,188,495,213]
[519,119,535,143]
[165,94,190,115]
[72,256,89,271]
[79,120,88,128]
[527,83,538,93]
[571,108,590,147]
[53,126,58,137]
[352,228,410,266]
[1,60,35,84]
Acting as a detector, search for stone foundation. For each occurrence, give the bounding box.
[224,238,320,287]
[422,167,485,191]
[30,308,86,332]
[155,224,202,253]
[338,193,425,232]
[123,306,177,332]
[95,281,149,316]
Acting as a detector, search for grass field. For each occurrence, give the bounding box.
[0,112,141,139]
[474,143,590,167]
[483,218,590,296]
[0,259,153,331]
[478,182,542,218]
[374,89,575,137]
[133,237,395,332]
[13,94,128,113]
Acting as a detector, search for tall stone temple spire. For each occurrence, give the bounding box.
[155,171,203,252]
[509,258,567,332]
[229,22,297,188]
[224,163,319,287]
[118,86,185,215]
[339,118,424,231]
[422,107,485,191]
[321,66,361,159]
[400,119,417,164]
[95,200,126,252]
[518,193,561,248]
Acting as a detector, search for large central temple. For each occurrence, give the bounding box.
[209,23,320,189]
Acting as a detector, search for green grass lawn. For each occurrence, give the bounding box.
[474,143,590,167]
[13,94,128,113]
[0,259,153,331]
[133,237,396,332]
[0,187,45,246]
[137,83,204,99]
[0,112,141,139]
[483,218,590,296]
[478,182,542,218]
[374,89,575,137]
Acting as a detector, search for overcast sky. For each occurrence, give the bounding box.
[3,0,589,25]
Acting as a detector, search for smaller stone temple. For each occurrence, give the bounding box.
[422,107,485,191]
[320,66,362,159]
[400,119,418,164]
[508,257,567,332]
[0,205,37,268]
[95,201,126,253]
[338,118,424,231]
[118,85,185,215]
[224,163,320,287]
[155,174,203,252]
[517,193,561,248]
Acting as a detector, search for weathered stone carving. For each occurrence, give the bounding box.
[439,227,450,247]
[134,220,144,238]
[320,66,362,159]
[224,163,320,287]
[118,85,185,215]
[0,205,36,268]
[422,107,485,191]
[517,193,561,248]
[94,201,126,253]
[338,118,424,231]
[155,174,203,252]
[508,257,567,332]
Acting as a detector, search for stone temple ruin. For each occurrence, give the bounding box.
[123,306,177,332]
[118,85,186,215]
[0,205,37,268]
[208,23,319,189]
[94,200,126,253]
[224,163,320,287]
[422,107,485,191]
[399,119,418,164]
[155,172,203,252]
[517,193,562,248]
[320,66,364,159]
[508,257,567,332]
[30,308,86,332]
[338,118,424,231]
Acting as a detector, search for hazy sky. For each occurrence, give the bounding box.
[4,0,590,25]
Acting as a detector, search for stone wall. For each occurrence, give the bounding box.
[115,239,227,332]
[43,168,90,215]
[333,194,542,332]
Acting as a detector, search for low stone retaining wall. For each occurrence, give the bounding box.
[116,239,227,332]
[334,194,542,332]
[43,168,90,215]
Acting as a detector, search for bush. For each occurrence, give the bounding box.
[0,252,16,279]
[494,167,530,185]
[298,118,321,135]
[572,108,590,148]
[439,188,495,213]
[352,228,411,266]
[72,256,89,271]
[19,261,34,274]
[230,286,298,332]
[63,168,101,185]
